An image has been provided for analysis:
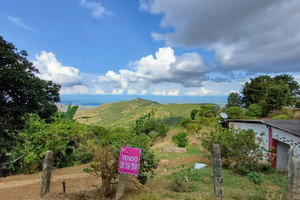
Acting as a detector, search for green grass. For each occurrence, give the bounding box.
[156,144,204,160]
[74,98,207,128]
[162,165,286,200]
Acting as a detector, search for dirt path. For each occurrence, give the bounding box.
[0,165,100,200]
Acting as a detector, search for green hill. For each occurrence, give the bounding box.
[74,98,204,128]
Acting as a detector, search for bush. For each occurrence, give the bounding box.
[247,171,264,185]
[85,115,159,195]
[198,104,220,118]
[201,125,268,174]
[226,106,245,119]
[11,113,88,173]
[186,123,197,133]
[190,109,198,120]
[181,117,192,127]
[159,116,183,126]
[172,131,188,147]
[271,114,291,120]
[246,104,262,117]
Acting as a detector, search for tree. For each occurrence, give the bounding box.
[242,75,273,107]
[226,92,243,108]
[226,106,245,119]
[0,36,61,168]
[242,74,299,116]
[198,104,220,118]
[273,74,299,105]
[246,104,262,117]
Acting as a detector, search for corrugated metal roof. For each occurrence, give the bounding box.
[262,119,300,137]
[225,119,300,137]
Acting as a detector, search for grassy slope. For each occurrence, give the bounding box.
[74,98,202,128]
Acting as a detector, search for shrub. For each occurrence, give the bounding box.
[198,104,220,118]
[181,117,192,127]
[271,114,291,120]
[190,109,198,120]
[246,104,262,117]
[172,131,188,147]
[201,125,268,174]
[85,115,159,195]
[186,123,197,133]
[11,113,88,173]
[226,106,245,119]
[247,171,264,185]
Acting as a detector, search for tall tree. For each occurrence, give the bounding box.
[273,74,299,105]
[0,36,61,170]
[242,74,299,116]
[226,92,243,108]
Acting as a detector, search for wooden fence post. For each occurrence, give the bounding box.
[40,150,53,197]
[212,144,224,199]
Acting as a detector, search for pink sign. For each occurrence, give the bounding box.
[118,147,141,175]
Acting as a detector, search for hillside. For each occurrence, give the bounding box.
[74,98,203,128]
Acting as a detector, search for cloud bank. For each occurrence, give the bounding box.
[98,47,212,94]
[144,0,300,73]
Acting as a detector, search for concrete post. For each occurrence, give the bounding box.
[115,173,126,200]
[287,148,300,200]
[40,151,53,197]
[212,144,224,199]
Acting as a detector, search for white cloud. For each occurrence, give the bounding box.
[97,47,211,94]
[7,16,33,30]
[185,87,214,96]
[60,85,89,94]
[80,0,112,18]
[33,51,82,87]
[144,0,300,73]
[168,90,179,96]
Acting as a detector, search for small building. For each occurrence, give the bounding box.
[224,119,300,171]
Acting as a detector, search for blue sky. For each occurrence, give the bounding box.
[1,0,300,96]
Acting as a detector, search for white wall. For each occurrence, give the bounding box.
[229,122,269,150]
[272,128,300,156]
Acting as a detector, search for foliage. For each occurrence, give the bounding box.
[226,92,243,108]
[226,106,245,119]
[271,114,291,120]
[181,117,192,127]
[62,102,79,121]
[172,131,189,147]
[190,109,198,120]
[296,101,300,108]
[198,104,220,118]
[0,36,61,166]
[266,83,290,111]
[201,125,268,174]
[159,116,183,126]
[247,171,264,185]
[75,98,201,129]
[186,123,197,133]
[11,113,88,173]
[133,111,169,137]
[242,74,299,116]
[246,104,262,117]
[85,114,159,195]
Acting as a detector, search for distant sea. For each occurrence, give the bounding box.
[60,95,227,107]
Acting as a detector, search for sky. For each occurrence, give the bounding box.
[1,0,300,96]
